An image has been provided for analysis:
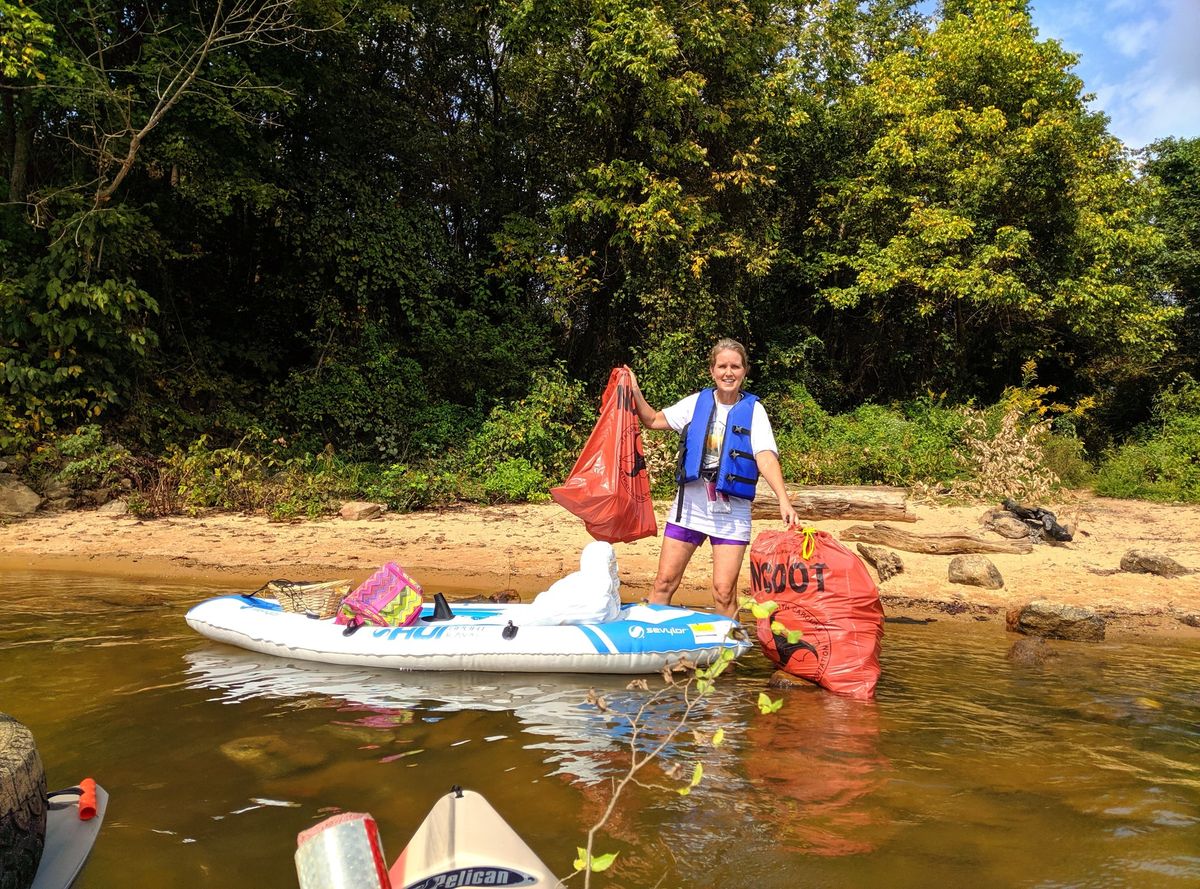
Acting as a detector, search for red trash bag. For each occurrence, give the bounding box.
[550,367,657,544]
[750,528,884,700]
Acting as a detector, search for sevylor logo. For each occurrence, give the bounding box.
[404,867,538,888]
[628,625,686,638]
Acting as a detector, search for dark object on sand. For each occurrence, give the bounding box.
[1001,498,1073,542]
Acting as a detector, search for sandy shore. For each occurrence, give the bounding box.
[1,493,1197,640]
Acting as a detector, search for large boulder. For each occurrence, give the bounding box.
[339,501,384,521]
[948,554,1004,589]
[1006,600,1106,642]
[1119,549,1189,578]
[0,474,43,517]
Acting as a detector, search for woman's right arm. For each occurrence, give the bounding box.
[624,365,672,430]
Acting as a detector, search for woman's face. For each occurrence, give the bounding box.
[709,348,747,399]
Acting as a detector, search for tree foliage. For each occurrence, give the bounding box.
[0,0,1190,463]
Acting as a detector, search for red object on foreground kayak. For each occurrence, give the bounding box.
[76,779,97,822]
[295,812,392,889]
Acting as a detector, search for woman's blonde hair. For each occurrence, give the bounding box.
[709,338,749,370]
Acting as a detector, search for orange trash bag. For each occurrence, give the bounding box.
[750,528,884,700]
[550,367,657,544]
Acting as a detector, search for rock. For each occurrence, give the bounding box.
[41,478,71,499]
[1006,636,1058,666]
[83,488,110,506]
[767,670,816,691]
[948,554,1004,589]
[219,735,329,778]
[856,543,904,581]
[1119,549,1189,578]
[1006,600,1106,642]
[0,475,43,516]
[45,497,77,511]
[987,513,1034,540]
[1178,613,1200,629]
[97,499,128,516]
[339,501,384,521]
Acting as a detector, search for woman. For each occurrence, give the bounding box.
[627,339,798,617]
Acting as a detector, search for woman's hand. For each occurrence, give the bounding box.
[756,450,798,527]
[623,365,670,429]
[779,501,799,528]
[622,364,642,396]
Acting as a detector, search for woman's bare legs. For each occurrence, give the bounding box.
[651,535,747,619]
[650,535,698,607]
[710,543,748,618]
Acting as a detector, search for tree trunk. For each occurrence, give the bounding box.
[838,523,1033,555]
[2,91,33,203]
[752,482,917,523]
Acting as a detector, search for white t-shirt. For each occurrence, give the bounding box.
[661,392,779,543]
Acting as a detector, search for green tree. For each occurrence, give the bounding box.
[491,0,793,391]
[1144,137,1200,381]
[777,0,1176,403]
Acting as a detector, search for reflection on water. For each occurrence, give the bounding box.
[3,570,1200,888]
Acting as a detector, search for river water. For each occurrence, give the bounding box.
[2,570,1198,888]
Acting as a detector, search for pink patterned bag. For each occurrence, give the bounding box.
[335,562,423,633]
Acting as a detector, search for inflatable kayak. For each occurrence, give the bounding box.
[186,595,749,674]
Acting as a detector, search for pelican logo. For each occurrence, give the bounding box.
[404,866,538,888]
[628,625,645,638]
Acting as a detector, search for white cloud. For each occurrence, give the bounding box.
[1106,18,1156,58]
[1162,0,1200,83]
[1031,0,1200,146]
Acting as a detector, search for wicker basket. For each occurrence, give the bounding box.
[267,579,352,619]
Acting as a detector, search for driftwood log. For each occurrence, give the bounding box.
[839,523,1033,555]
[856,543,904,581]
[752,483,916,523]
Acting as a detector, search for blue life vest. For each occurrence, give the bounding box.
[676,389,760,501]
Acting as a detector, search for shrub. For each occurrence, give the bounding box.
[482,458,549,503]
[359,462,462,512]
[463,367,594,488]
[776,399,966,487]
[26,424,136,497]
[1094,378,1200,502]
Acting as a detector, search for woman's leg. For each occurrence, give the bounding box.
[651,534,699,607]
[710,543,748,618]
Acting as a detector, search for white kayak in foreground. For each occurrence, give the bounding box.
[186,595,749,674]
[390,788,556,889]
[294,788,555,889]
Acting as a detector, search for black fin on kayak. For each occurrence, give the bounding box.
[424,593,455,623]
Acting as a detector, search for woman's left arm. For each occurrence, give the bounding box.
[755,450,798,527]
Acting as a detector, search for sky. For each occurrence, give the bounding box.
[1026,0,1200,148]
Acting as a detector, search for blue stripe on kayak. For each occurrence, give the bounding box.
[237,595,283,612]
[576,625,610,654]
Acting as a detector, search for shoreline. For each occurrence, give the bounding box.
[1,495,1198,643]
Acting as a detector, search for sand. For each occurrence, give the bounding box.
[1,493,1197,640]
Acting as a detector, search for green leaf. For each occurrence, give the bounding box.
[757,692,783,714]
[712,727,726,747]
[575,848,619,872]
[750,600,779,620]
[771,621,804,644]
